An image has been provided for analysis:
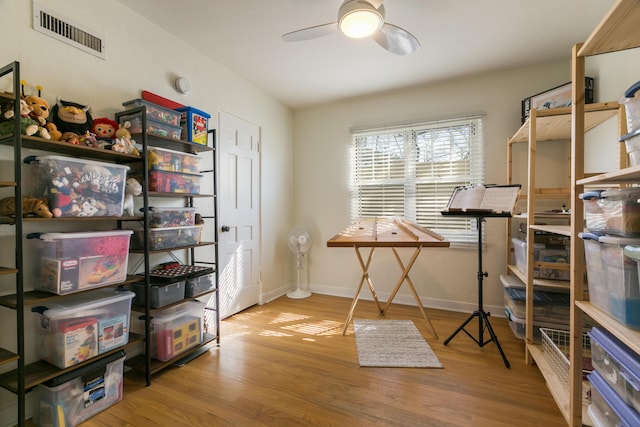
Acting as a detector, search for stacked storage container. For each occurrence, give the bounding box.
[120,98,183,140]
[579,187,640,330]
[587,327,640,426]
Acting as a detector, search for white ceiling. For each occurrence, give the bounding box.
[117,0,615,110]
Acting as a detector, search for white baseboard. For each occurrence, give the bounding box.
[269,282,506,318]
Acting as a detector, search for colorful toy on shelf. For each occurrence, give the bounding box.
[45,122,62,141]
[20,80,52,139]
[91,117,118,143]
[0,99,49,138]
[113,121,140,156]
[51,97,93,135]
[0,196,53,218]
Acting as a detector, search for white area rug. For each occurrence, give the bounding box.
[353,319,443,368]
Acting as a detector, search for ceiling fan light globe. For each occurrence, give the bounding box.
[338,2,383,39]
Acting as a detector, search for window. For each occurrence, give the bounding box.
[350,115,485,246]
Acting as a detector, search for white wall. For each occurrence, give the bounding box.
[0,1,293,424]
[292,50,640,315]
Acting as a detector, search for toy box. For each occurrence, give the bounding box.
[24,155,129,218]
[588,371,640,427]
[118,114,182,140]
[122,98,181,127]
[32,351,125,427]
[149,301,205,361]
[580,190,607,233]
[131,225,203,250]
[594,188,640,237]
[581,233,640,329]
[176,106,210,145]
[503,286,570,324]
[30,230,133,295]
[148,207,197,228]
[148,170,202,194]
[130,280,185,308]
[504,306,567,343]
[148,147,200,174]
[589,327,640,414]
[34,289,134,368]
[185,272,215,297]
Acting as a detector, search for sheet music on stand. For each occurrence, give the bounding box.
[442,184,521,216]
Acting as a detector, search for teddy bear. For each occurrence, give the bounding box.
[0,99,46,138]
[20,81,51,139]
[45,122,62,141]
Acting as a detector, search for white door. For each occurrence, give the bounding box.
[217,111,260,319]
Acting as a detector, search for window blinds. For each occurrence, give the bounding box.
[350,116,485,246]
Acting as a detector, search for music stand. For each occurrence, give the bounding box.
[440,184,520,369]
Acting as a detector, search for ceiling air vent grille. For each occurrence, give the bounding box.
[32,1,106,60]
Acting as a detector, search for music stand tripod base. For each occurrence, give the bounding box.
[441,213,511,369]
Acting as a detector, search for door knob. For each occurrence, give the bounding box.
[221,225,230,232]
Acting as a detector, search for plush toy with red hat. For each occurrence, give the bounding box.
[91,117,119,142]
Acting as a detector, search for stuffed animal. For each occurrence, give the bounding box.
[91,117,118,142]
[0,196,53,218]
[114,121,140,156]
[123,177,142,217]
[45,122,62,141]
[0,100,43,137]
[20,81,51,139]
[50,97,93,135]
[61,132,80,145]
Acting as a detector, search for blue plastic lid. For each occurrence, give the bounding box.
[589,371,640,426]
[589,327,640,390]
[176,106,211,118]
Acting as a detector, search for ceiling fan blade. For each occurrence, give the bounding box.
[282,22,338,42]
[373,23,421,55]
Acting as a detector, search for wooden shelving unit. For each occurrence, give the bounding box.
[569,1,640,425]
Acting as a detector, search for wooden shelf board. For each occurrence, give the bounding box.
[148,192,214,198]
[578,0,640,56]
[130,241,216,254]
[577,164,640,185]
[0,181,16,187]
[527,344,571,424]
[0,337,141,393]
[576,301,640,354]
[509,103,619,144]
[507,265,571,291]
[0,135,141,163]
[530,224,572,237]
[0,266,18,276]
[0,348,18,366]
[0,277,142,309]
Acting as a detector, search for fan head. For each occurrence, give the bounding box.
[288,228,313,254]
[281,0,420,55]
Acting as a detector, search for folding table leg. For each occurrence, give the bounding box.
[342,247,379,335]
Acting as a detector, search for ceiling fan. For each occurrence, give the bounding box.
[282,0,421,56]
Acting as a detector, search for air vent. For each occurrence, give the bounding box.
[32,1,106,60]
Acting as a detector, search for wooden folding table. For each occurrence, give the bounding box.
[326,218,449,336]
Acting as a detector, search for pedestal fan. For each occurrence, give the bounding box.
[287,228,313,299]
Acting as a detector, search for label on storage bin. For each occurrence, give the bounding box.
[98,315,127,352]
[83,372,106,408]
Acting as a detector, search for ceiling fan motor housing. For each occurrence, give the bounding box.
[338,0,385,38]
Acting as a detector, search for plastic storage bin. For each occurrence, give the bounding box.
[185,272,215,297]
[150,301,205,361]
[176,106,211,145]
[581,190,607,233]
[131,225,203,250]
[597,188,640,237]
[621,130,640,167]
[148,147,200,174]
[34,288,134,368]
[24,155,130,218]
[131,280,185,308]
[148,207,196,228]
[503,285,570,324]
[504,306,567,343]
[581,233,640,329]
[118,114,182,140]
[32,351,125,427]
[148,170,202,194]
[589,371,640,427]
[511,237,569,280]
[122,98,182,127]
[30,230,133,295]
[589,327,640,413]
[620,80,640,134]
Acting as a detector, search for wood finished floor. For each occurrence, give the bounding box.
[83,294,566,427]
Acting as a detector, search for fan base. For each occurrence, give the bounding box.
[287,288,312,299]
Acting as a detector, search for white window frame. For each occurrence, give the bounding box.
[350,114,485,247]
